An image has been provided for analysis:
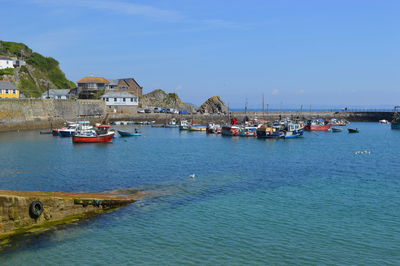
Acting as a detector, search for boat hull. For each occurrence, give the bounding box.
[256,131,284,138]
[304,124,331,131]
[73,133,114,143]
[117,131,142,137]
[59,130,75,137]
[221,127,240,136]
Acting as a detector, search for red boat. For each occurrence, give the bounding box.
[304,119,331,131]
[72,125,114,143]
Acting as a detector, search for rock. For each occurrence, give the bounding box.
[199,96,228,114]
[139,89,195,111]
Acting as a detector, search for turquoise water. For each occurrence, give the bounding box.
[1,123,400,265]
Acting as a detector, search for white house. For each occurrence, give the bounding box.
[0,56,14,70]
[102,91,138,106]
[41,89,71,99]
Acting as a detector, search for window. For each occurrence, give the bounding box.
[114,98,117,102]
[106,98,109,102]
[123,98,126,102]
[13,89,16,94]
[5,89,9,94]
[130,98,133,102]
[58,96,62,99]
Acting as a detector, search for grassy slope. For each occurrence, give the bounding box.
[0,41,75,97]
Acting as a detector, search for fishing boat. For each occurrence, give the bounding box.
[52,129,59,136]
[58,123,79,137]
[239,126,257,137]
[206,123,222,134]
[73,125,114,143]
[221,125,240,136]
[256,126,284,138]
[391,107,400,129]
[379,119,389,124]
[189,124,207,131]
[165,119,178,128]
[330,119,349,126]
[280,123,304,138]
[117,130,142,137]
[304,119,331,131]
[179,120,190,130]
[348,128,359,133]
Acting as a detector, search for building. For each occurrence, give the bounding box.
[41,89,71,99]
[0,56,14,70]
[107,78,143,97]
[0,81,20,98]
[77,76,110,99]
[101,91,138,113]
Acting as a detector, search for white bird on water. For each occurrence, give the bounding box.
[189,174,196,179]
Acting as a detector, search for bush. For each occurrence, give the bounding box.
[0,68,14,76]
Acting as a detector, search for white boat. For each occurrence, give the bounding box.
[379,119,390,124]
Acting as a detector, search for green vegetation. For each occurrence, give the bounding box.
[0,68,14,76]
[0,40,75,97]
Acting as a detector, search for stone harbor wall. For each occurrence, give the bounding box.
[0,99,106,131]
[0,190,144,240]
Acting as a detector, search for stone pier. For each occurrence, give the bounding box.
[0,190,145,240]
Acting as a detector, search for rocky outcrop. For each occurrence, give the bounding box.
[139,89,195,111]
[199,96,228,114]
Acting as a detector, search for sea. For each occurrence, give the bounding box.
[1,123,400,265]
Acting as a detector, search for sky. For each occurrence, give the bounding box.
[1,0,400,108]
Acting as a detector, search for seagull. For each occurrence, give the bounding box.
[189,174,196,179]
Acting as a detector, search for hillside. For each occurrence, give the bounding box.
[140,89,195,111]
[0,41,75,97]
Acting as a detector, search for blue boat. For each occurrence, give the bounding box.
[117,130,142,137]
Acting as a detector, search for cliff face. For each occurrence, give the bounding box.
[199,96,228,114]
[139,89,195,111]
[0,41,75,97]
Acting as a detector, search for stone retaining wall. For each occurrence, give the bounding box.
[0,99,106,131]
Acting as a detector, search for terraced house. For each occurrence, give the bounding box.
[0,81,19,98]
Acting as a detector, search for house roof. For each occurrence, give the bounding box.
[108,79,119,86]
[102,91,136,98]
[0,81,17,90]
[42,89,71,97]
[77,77,109,84]
[0,56,12,61]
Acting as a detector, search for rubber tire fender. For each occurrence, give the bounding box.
[29,200,44,218]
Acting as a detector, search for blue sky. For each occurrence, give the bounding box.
[1,0,400,108]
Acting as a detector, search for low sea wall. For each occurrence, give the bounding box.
[0,99,106,132]
[0,190,144,241]
[109,111,394,123]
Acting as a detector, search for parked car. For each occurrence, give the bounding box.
[160,108,167,113]
[144,109,152,113]
[166,108,179,114]
[179,110,190,115]
[137,109,145,113]
[153,107,162,113]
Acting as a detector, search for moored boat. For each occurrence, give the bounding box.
[221,125,240,136]
[348,128,359,133]
[330,127,342,132]
[256,126,284,138]
[280,123,304,138]
[189,124,207,131]
[239,126,257,137]
[179,120,190,130]
[206,123,222,134]
[304,119,331,131]
[73,125,114,143]
[117,130,142,137]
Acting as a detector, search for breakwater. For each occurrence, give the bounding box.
[0,190,144,242]
[0,99,106,132]
[110,111,393,123]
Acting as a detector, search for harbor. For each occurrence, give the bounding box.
[1,121,399,264]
